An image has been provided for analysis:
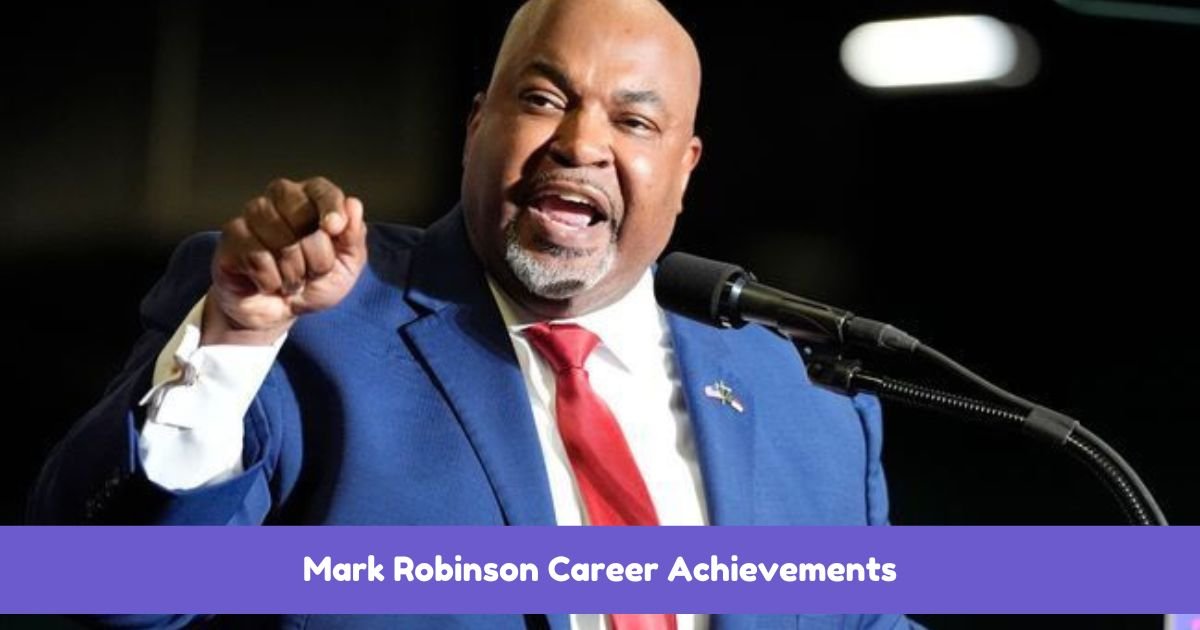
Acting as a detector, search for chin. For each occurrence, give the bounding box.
[504,236,616,302]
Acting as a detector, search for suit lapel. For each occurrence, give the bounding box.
[397,209,757,630]
[666,313,758,526]
[401,207,558,528]
[668,315,763,630]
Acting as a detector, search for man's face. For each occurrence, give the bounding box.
[461,1,702,317]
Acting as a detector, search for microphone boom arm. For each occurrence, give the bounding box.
[653,251,1168,526]
[806,353,1168,526]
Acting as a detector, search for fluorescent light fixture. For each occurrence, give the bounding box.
[841,15,1038,89]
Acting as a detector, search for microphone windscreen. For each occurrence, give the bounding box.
[654,252,745,326]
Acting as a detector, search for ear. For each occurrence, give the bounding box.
[462,92,488,167]
[676,135,704,214]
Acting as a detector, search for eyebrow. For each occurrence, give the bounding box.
[614,89,663,110]
[525,60,577,98]
[523,60,665,113]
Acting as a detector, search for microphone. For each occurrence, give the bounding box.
[654,252,920,352]
[655,253,1169,526]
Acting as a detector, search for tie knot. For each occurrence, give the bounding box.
[525,323,600,374]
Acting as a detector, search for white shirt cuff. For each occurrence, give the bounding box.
[137,297,286,490]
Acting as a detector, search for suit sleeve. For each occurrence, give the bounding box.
[851,395,930,630]
[27,233,281,526]
[852,392,891,526]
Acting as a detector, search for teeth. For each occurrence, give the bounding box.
[552,192,595,208]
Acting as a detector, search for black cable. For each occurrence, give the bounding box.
[909,343,1166,525]
[1065,424,1166,526]
[914,343,1041,411]
[808,356,1168,526]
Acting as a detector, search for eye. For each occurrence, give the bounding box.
[520,90,565,112]
[618,115,660,136]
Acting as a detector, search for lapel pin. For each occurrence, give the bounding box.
[704,380,745,413]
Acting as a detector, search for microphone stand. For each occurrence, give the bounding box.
[652,251,1167,525]
[806,353,1168,526]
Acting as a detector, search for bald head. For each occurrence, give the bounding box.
[489,0,702,131]
[461,0,706,318]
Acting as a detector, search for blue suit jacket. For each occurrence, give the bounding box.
[31,207,908,630]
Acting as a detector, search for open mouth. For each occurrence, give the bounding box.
[525,181,612,232]
[531,194,603,229]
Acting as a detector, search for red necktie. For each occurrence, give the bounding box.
[525,323,677,630]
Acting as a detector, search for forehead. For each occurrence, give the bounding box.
[499,7,696,106]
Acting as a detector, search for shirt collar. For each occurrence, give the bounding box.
[486,271,667,373]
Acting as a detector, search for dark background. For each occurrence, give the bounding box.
[3,1,1196,628]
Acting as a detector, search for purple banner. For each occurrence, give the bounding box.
[0,526,1196,613]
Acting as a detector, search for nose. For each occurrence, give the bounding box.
[549,106,613,169]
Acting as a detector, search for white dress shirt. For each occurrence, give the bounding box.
[139,271,709,630]
[137,299,281,490]
[485,272,708,529]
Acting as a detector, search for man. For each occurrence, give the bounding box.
[31,0,908,628]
